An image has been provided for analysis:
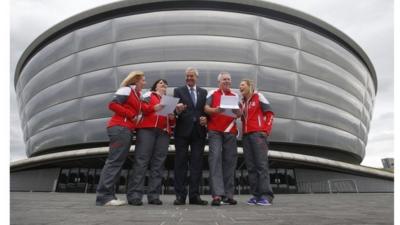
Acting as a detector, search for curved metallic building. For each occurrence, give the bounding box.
[12,0,393,194]
[15,0,376,164]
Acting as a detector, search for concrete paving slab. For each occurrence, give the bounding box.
[10,192,393,225]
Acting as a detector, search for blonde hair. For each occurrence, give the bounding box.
[120,71,144,87]
[241,79,255,94]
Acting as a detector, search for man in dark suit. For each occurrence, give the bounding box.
[173,67,208,205]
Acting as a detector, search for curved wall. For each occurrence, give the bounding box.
[15,7,376,163]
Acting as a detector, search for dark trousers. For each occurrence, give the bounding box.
[242,132,274,202]
[96,126,133,205]
[126,128,169,202]
[174,128,206,200]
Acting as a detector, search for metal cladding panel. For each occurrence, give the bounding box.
[363,91,373,114]
[114,12,166,40]
[78,68,118,97]
[27,99,81,136]
[301,29,368,86]
[20,55,78,105]
[114,10,258,41]
[294,97,362,139]
[257,66,297,95]
[16,76,23,95]
[291,120,361,156]
[17,95,23,113]
[258,17,301,48]
[116,64,180,87]
[361,106,371,131]
[116,61,257,88]
[82,118,109,143]
[212,67,258,88]
[299,52,364,101]
[22,123,29,142]
[15,9,376,161]
[29,122,84,155]
[359,122,368,143]
[115,36,258,66]
[268,118,293,142]
[367,76,375,99]
[19,107,27,128]
[75,20,114,50]
[258,42,299,71]
[18,33,76,89]
[26,139,32,156]
[260,92,295,119]
[17,61,40,95]
[80,93,114,120]
[296,74,362,119]
[357,138,366,159]
[24,76,80,120]
[76,44,114,74]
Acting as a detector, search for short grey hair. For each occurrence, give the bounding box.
[217,71,231,81]
[185,67,199,76]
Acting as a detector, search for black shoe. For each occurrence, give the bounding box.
[221,197,237,205]
[189,196,208,205]
[148,199,163,205]
[173,197,186,205]
[211,197,221,206]
[128,199,143,206]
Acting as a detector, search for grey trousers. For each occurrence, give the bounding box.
[242,132,274,202]
[208,130,238,198]
[126,128,169,202]
[96,126,133,205]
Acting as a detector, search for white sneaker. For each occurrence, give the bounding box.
[104,199,127,206]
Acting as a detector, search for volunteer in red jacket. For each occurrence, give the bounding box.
[96,71,146,206]
[239,79,274,206]
[126,79,175,206]
[205,72,241,206]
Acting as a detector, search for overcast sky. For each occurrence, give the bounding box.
[10,0,394,168]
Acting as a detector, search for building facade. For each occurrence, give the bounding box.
[11,0,393,193]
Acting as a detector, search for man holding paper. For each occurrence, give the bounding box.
[204,72,241,206]
[173,67,209,205]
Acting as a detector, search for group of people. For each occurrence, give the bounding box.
[95,67,275,207]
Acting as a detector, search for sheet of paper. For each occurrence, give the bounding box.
[156,95,180,116]
[221,109,237,118]
[219,95,239,117]
[220,95,239,109]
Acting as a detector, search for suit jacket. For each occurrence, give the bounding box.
[173,85,208,138]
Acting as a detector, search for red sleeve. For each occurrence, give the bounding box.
[265,111,274,135]
[140,102,155,114]
[109,102,136,118]
[141,94,156,114]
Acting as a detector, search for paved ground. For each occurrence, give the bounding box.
[10,192,393,225]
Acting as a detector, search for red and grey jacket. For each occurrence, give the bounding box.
[107,85,142,130]
[206,88,239,135]
[138,92,175,135]
[241,92,274,135]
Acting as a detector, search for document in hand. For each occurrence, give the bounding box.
[156,95,180,116]
[220,95,239,109]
